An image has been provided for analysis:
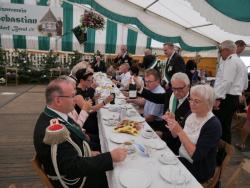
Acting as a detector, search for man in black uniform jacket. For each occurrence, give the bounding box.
[33,78,127,188]
[113,45,132,67]
[140,48,156,69]
[163,43,186,84]
[136,72,191,154]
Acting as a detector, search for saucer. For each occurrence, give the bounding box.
[159,154,179,165]
[142,131,156,139]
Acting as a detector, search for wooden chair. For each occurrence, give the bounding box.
[223,161,243,188]
[31,154,54,188]
[203,140,234,188]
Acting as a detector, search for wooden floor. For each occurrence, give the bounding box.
[0,85,249,188]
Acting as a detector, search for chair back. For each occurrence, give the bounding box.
[31,154,54,188]
[203,140,234,188]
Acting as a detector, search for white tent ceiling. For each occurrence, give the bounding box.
[125,0,250,44]
[94,0,250,56]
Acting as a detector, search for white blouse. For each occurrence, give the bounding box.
[179,111,214,163]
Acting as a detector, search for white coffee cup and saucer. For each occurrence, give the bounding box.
[142,129,156,139]
[159,153,179,165]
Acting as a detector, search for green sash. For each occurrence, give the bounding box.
[172,96,179,113]
[44,106,86,141]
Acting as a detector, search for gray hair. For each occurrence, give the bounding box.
[220,40,237,53]
[57,75,76,86]
[45,79,72,104]
[190,84,215,110]
[171,72,190,86]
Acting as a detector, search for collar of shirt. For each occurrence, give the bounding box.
[122,52,128,58]
[178,92,189,107]
[167,52,175,63]
[150,84,163,93]
[47,106,68,122]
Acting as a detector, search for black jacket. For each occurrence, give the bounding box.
[141,54,156,69]
[140,88,191,153]
[179,116,222,183]
[93,61,106,73]
[114,53,132,66]
[33,112,113,188]
[165,52,186,81]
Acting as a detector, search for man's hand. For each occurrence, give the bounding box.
[162,111,175,122]
[91,151,101,156]
[133,76,143,91]
[104,95,114,104]
[110,148,127,162]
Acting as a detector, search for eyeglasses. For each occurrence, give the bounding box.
[188,98,203,105]
[86,78,93,82]
[172,85,186,92]
[57,95,75,99]
[145,80,156,84]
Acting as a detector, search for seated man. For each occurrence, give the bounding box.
[112,63,131,90]
[136,72,191,154]
[33,78,127,188]
[127,69,165,133]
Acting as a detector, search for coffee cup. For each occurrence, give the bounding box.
[122,141,135,154]
[144,129,154,138]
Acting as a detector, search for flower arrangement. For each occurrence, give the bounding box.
[80,10,105,30]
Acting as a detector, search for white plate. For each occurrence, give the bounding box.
[159,154,179,165]
[128,116,145,123]
[119,169,152,188]
[159,166,187,185]
[109,134,133,144]
[145,139,166,150]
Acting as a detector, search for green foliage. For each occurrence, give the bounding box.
[68,50,83,69]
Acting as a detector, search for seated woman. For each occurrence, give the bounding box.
[164,84,222,183]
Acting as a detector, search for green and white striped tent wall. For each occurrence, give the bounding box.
[0,0,151,55]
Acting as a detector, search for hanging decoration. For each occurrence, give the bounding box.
[80,10,105,30]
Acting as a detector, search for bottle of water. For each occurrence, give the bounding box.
[120,106,127,121]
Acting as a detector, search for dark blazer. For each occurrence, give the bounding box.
[165,52,186,81]
[179,116,222,183]
[114,53,132,66]
[140,88,191,154]
[93,61,106,73]
[140,88,191,127]
[141,54,156,69]
[33,112,113,188]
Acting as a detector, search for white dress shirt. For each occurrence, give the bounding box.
[120,71,131,89]
[214,54,248,99]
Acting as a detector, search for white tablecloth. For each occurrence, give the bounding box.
[95,73,202,188]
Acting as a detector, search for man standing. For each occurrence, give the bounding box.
[213,40,248,143]
[140,48,156,69]
[235,40,246,56]
[114,45,132,66]
[33,78,127,188]
[163,43,186,84]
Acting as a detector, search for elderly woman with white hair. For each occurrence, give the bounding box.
[164,84,222,183]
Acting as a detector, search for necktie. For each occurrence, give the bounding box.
[176,99,179,110]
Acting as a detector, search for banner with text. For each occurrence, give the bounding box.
[0,3,63,37]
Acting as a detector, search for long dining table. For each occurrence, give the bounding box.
[94,73,202,188]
